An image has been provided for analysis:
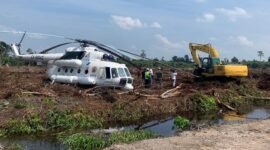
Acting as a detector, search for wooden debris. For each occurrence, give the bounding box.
[244,96,270,100]
[216,99,236,111]
[21,91,55,97]
[160,84,182,99]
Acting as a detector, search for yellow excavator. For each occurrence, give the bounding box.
[189,43,248,77]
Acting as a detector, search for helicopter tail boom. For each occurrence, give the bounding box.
[11,44,20,56]
[11,44,64,62]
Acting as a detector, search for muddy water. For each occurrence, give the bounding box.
[0,137,65,150]
[1,107,270,149]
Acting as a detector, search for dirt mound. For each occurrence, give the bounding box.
[257,73,270,90]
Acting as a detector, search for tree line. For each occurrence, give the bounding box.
[0,41,270,68]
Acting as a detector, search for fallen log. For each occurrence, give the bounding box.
[22,91,55,97]
[244,96,270,100]
[216,99,236,111]
[133,92,159,97]
[160,84,182,99]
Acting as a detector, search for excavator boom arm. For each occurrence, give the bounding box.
[189,43,219,67]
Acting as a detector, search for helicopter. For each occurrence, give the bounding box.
[9,32,138,90]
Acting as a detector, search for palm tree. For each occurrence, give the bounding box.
[257,51,264,61]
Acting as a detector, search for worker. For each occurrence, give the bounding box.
[155,67,163,89]
[149,67,154,84]
[144,68,151,88]
[141,68,146,82]
[171,69,177,87]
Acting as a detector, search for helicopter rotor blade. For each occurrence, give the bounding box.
[117,48,183,70]
[17,31,26,47]
[39,42,75,54]
[74,39,140,68]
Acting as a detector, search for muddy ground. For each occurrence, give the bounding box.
[107,119,270,150]
[0,66,269,127]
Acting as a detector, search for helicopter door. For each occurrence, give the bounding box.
[105,67,111,79]
[98,67,111,79]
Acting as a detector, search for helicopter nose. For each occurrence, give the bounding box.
[123,84,134,90]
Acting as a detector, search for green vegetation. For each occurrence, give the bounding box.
[2,109,103,136]
[173,116,190,129]
[108,130,154,144]
[109,104,144,122]
[63,133,106,150]
[62,130,155,150]
[45,109,103,130]
[5,143,24,150]
[5,116,44,135]
[14,101,27,109]
[0,41,25,66]
[192,93,217,113]
[233,83,262,97]
[242,60,270,68]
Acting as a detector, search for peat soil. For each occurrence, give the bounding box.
[0,66,269,127]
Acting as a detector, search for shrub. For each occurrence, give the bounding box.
[5,116,44,135]
[192,93,217,113]
[63,133,106,150]
[108,130,155,144]
[173,116,190,129]
[45,109,103,130]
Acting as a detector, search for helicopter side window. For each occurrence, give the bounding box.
[124,68,131,77]
[60,51,86,60]
[85,69,89,74]
[77,69,81,74]
[58,68,61,72]
[111,68,118,78]
[65,68,68,73]
[117,68,126,77]
[70,69,74,73]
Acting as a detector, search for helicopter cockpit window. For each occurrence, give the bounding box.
[117,68,126,77]
[124,68,131,77]
[60,51,85,60]
[111,68,118,78]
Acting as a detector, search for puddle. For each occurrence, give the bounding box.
[1,107,269,149]
[136,106,270,136]
[246,107,270,119]
[0,137,66,150]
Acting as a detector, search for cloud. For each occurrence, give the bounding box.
[155,34,185,49]
[111,15,143,30]
[111,15,162,30]
[195,0,207,3]
[216,7,251,21]
[150,22,162,29]
[0,25,51,39]
[230,36,253,46]
[196,13,215,23]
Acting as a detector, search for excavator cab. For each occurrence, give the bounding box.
[195,57,221,76]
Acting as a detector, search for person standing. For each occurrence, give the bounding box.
[144,68,151,88]
[141,68,146,82]
[149,68,154,84]
[156,67,163,89]
[171,69,177,87]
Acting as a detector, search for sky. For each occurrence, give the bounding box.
[0,0,270,61]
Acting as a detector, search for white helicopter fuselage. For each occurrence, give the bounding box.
[11,44,134,90]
